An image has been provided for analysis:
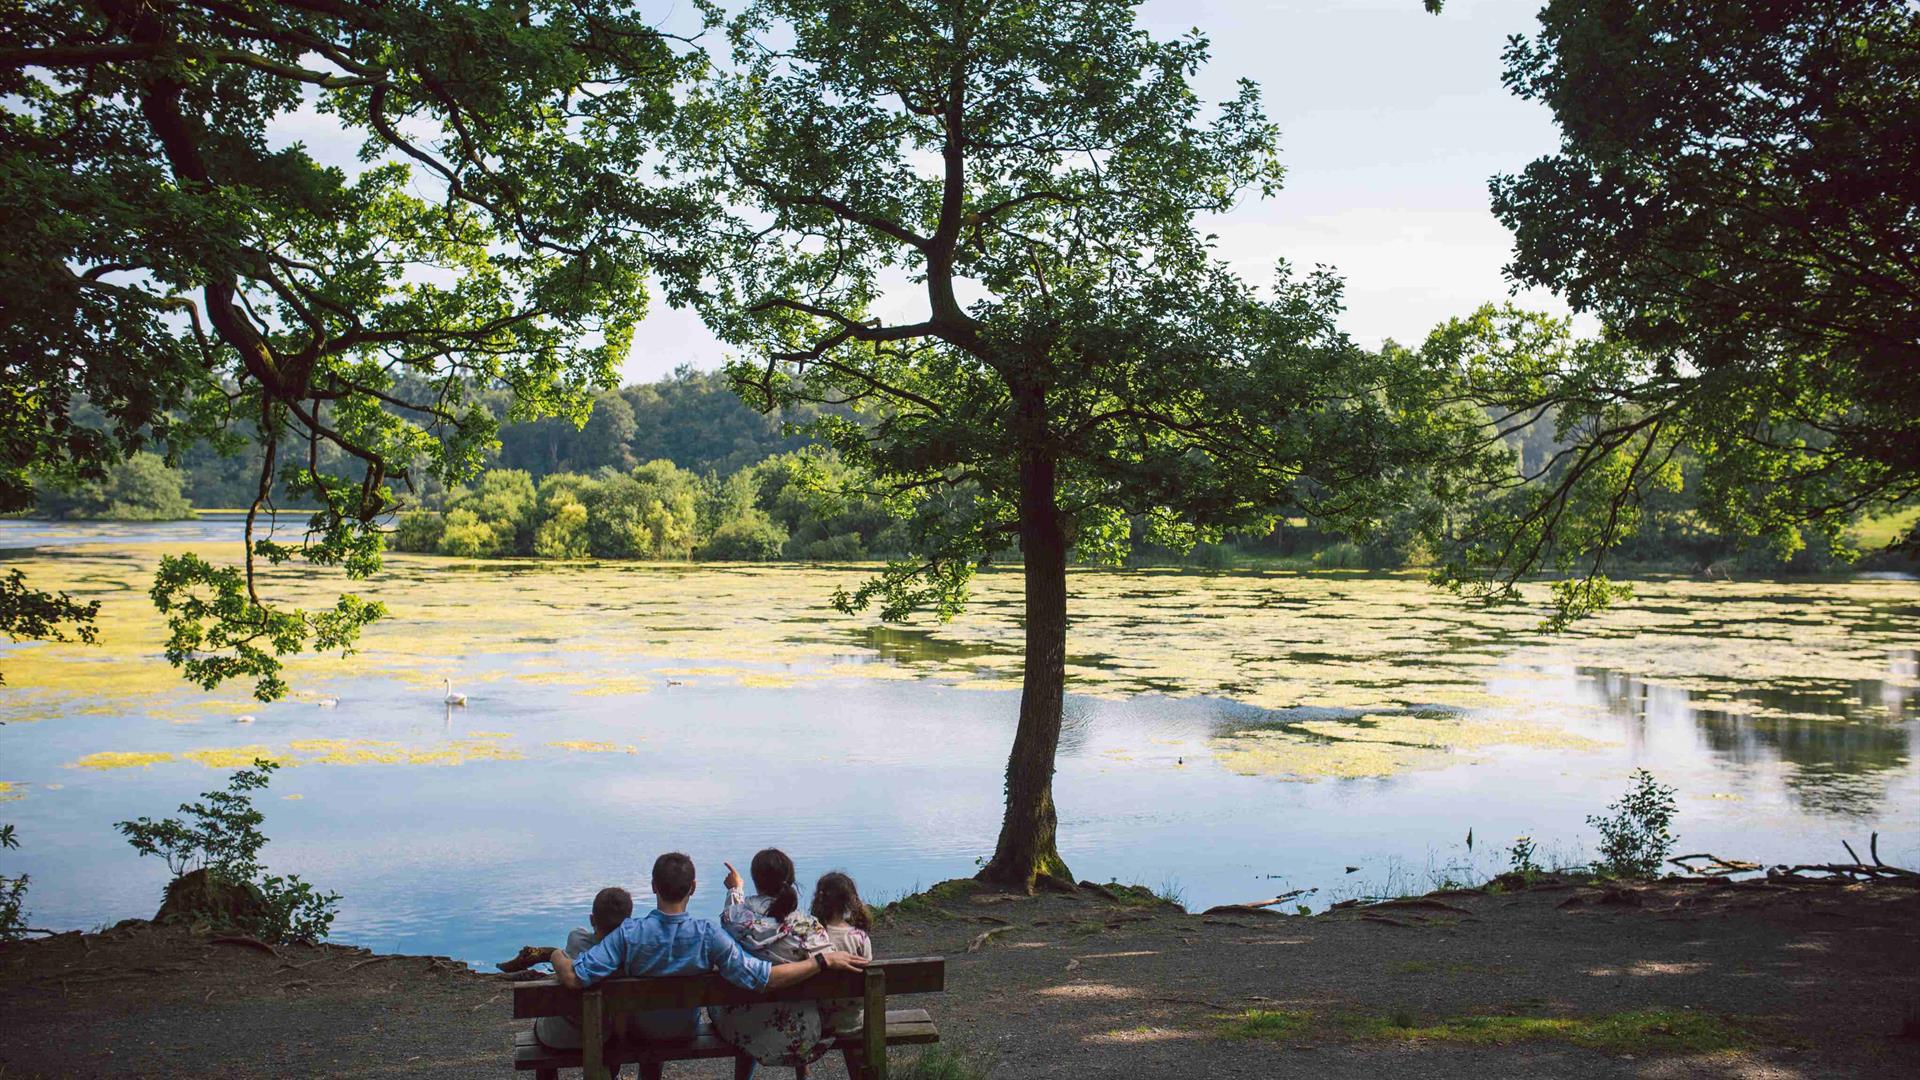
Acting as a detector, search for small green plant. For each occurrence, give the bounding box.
[116,760,340,944]
[891,1043,992,1080]
[1587,769,1678,878]
[1,823,29,941]
[1217,1009,1314,1041]
[1153,876,1188,910]
[1508,835,1541,875]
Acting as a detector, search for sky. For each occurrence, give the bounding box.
[623,0,1572,383]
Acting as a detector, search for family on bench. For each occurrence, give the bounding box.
[508,848,902,1079]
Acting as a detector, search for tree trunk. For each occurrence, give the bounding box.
[977,447,1073,891]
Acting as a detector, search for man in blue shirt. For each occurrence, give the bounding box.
[547,852,868,1079]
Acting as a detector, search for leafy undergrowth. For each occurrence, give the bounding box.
[1219,1006,1757,1055]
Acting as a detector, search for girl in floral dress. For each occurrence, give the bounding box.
[713,849,832,1072]
[809,872,874,1037]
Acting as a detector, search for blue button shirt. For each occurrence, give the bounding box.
[570,909,773,992]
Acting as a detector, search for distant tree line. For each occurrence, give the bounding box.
[22,367,1901,573]
[26,452,192,522]
[389,449,908,563]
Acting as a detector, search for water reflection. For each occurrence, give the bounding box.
[854,625,1002,665]
[1568,650,1917,814]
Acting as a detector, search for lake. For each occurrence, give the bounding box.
[2,519,1916,965]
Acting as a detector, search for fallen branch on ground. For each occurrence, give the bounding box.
[966,925,1018,952]
[1367,898,1474,915]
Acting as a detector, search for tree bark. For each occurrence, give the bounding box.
[978,441,1073,891]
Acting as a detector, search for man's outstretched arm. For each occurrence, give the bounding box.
[765,950,868,990]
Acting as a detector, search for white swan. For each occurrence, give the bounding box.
[235,714,255,724]
[316,696,339,708]
[443,678,467,707]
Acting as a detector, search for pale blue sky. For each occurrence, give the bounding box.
[626,0,1570,382]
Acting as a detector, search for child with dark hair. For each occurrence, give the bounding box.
[498,885,634,975]
[714,848,832,1069]
[719,848,810,948]
[582,886,635,948]
[504,885,635,1051]
[810,872,874,1035]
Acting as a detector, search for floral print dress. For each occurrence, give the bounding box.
[712,888,833,1065]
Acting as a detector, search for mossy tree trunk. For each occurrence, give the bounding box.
[978,438,1073,891]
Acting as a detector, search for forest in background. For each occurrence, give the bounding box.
[22,365,1914,575]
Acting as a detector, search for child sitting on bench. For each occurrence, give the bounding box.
[502,886,635,1050]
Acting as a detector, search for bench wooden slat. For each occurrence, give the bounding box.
[512,1009,938,1070]
[512,957,945,1018]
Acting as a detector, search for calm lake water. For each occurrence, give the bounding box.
[2,519,1916,965]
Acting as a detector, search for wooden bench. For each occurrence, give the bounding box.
[512,956,945,1080]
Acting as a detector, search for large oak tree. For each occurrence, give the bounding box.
[690,0,1491,889]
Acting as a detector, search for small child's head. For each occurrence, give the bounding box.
[809,871,870,932]
[750,848,799,920]
[590,886,633,936]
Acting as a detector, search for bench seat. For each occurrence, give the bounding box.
[513,1009,938,1071]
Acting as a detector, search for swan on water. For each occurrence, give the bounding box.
[443,678,467,707]
[235,714,255,724]
[316,696,338,708]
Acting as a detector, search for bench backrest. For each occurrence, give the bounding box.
[512,956,945,1019]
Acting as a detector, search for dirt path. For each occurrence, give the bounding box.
[2,876,1915,1078]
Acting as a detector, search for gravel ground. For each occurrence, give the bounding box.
[2,875,1915,1078]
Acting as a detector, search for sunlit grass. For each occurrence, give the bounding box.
[888,1044,991,1080]
[1217,1007,1755,1055]
[1334,1008,1754,1054]
[1850,505,1920,550]
[1216,1009,1314,1040]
